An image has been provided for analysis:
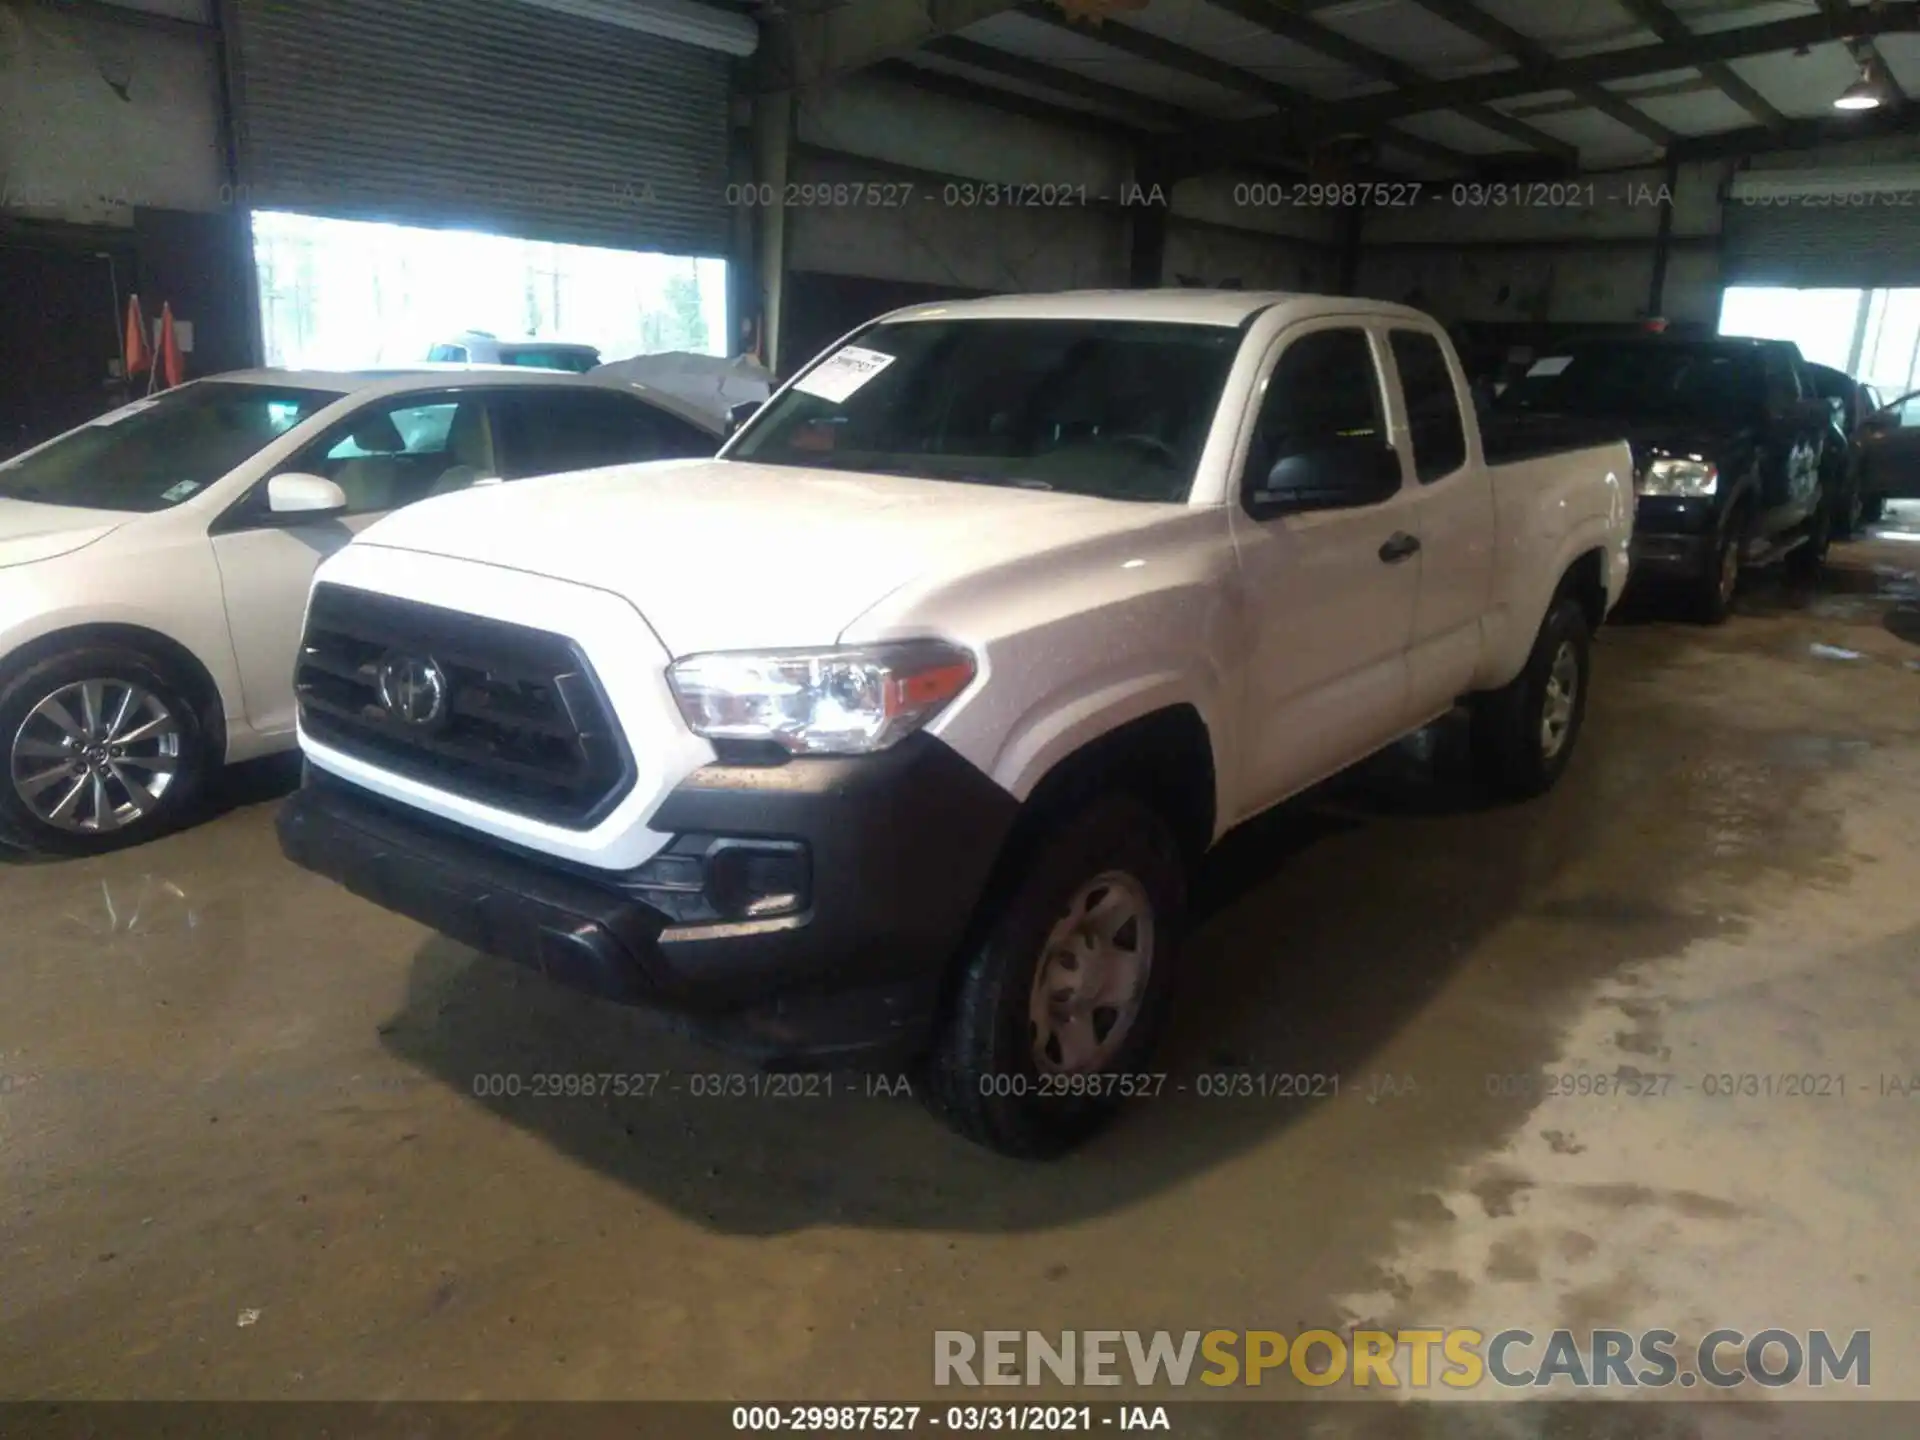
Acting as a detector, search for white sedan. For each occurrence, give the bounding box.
[0,368,720,854]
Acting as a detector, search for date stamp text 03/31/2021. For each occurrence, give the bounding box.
[447,1069,1920,1103]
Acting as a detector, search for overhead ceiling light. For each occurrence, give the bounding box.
[1834,60,1884,111]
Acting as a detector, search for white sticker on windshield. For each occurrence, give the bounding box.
[160,480,201,503]
[1527,356,1573,377]
[89,398,161,427]
[791,345,896,404]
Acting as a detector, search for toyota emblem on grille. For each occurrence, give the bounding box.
[376,653,449,728]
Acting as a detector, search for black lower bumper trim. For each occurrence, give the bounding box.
[277,776,666,1005]
[278,735,1022,1066]
[1630,531,1714,578]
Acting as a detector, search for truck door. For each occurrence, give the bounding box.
[1227,321,1422,820]
[1384,327,1495,720]
[1760,349,1824,534]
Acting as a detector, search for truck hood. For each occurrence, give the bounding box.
[0,498,130,569]
[1501,409,1750,465]
[352,459,1180,654]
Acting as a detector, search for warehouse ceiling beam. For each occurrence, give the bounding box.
[1667,99,1920,161]
[1183,3,1920,156]
[1608,0,1790,129]
[754,0,1017,92]
[1196,0,1579,165]
[869,58,1157,140]
[921,35,1201,128]
[1403,0,1676,146]
[1011,3,1474,173]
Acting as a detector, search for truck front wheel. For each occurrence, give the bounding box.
[1470,594,1592,801]
[923,793,1186,1159]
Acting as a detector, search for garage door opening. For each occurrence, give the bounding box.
[250,210,728,372]
[1719,285,1920,397]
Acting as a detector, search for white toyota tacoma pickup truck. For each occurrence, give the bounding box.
[277,291,1633,1156]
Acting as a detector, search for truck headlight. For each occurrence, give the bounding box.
[1638,458,1718,496]
[667,640,976,756]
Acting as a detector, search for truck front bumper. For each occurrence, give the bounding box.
[277,738,1018,1068]
[1629,495,1721,580]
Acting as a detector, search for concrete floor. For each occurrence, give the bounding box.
[4,512,1919,1418]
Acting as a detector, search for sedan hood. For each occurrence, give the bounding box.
[0,499,130,568]
[353,459,1178,654]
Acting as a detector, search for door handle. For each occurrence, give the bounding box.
[1378,532,1421,563]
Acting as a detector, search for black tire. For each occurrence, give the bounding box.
[1469,594,1592,802]
[0,645,211,856]
[1833,465,1865,540]
[923,793,1186,1159]
[1786,489,1832,584]
[1860,493,1886,525]
[1695,505,1748,625]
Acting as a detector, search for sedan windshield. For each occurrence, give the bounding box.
[730,318,1244,503]
[1497,344,1765,422]
[0,383,339,512]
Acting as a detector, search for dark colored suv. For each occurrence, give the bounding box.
[1494,336,1841,621]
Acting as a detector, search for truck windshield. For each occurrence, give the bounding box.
[731,318,1244,503]
[1497,344,1764,422]
[0,382,338,512]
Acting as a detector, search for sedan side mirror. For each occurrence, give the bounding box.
[725,400,763,438]
[1247,437,1403,519]
[267,472,348,518]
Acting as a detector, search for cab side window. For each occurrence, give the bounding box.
[1389,329,1467,482]
[284,393,498,515]
[1244,327,1386,507]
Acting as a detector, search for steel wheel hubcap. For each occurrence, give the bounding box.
[1540,642,1579,760]
[11,679,181,833]
[1029,871,1154,1074]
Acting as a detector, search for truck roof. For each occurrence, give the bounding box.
[875,289,1440,330]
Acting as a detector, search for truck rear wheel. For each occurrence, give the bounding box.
[1470,595,1591,801]
[923,793,1185,1159]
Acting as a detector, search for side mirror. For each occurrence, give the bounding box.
[266,472,348,518]
[1247,437,1402,519]
[725,400,763,437]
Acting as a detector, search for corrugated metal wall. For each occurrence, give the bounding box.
[226,0,730,255]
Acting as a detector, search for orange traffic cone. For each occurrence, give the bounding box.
[123,294,151,378]
[157,304,186,390]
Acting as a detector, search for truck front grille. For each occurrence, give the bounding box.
[295,583,633,828]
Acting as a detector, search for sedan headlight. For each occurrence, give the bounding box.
[668,640,976,756]
[1637,457,1718,497]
